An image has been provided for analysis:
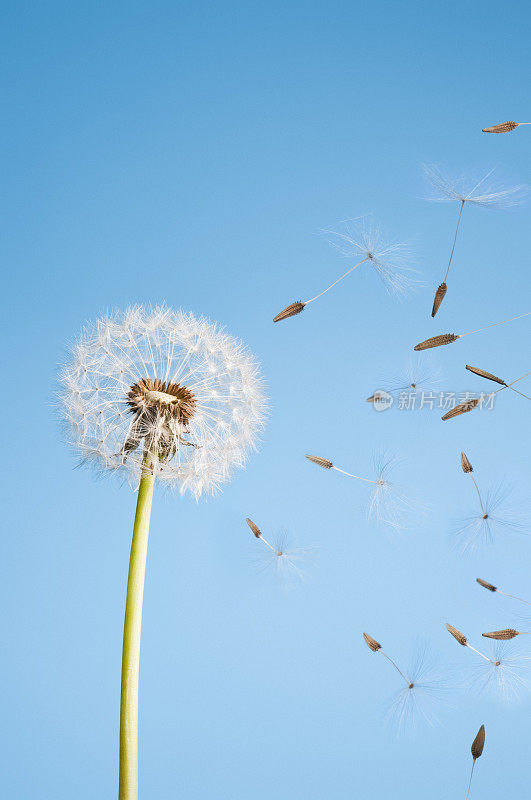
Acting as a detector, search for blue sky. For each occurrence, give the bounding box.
[1,2,530,797]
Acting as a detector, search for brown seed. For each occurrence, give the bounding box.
[476,578,497,592]
[441,398,480,421]
[471,725,485,760]
[363,632,381,652]
[305,454,334,469]
[246,517,262,538]
[461,452,473,473]
[446,623,467,646]
[273,301,305,323]
[465,364,506,385]
[414,333,459,351]
[431,281,447,317]
[482,629,519,640]
[482,121,519,133]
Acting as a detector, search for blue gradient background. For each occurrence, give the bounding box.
[1,2,530,797]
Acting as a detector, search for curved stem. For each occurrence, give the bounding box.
[380,650,411,687]
[332,465,378,484]
[460,311,531,338]
[304,258,368,304]
[444,200,465,282]
[119,457,155,800]
[469,474,486,517]
[465,760,476,800]
[497,590,531,606]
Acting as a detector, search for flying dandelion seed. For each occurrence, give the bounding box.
[363,634,448,736]
[385,641,449,736]
[453,482,527,554]
[366,357,441,403]
[413,311,531,351]
[273,217,418,322]
[467,641,531,702]
[423,163,525,316]
[465,724,485,800]
[59,305,267,799]
[476,577,531,606]
[482,120,531,133]
[306,451,416,531]
[466,364,531,401]
[446,624,531,702]
[247,519,311,581]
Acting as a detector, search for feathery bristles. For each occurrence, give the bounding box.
[482,629,519,640]
[414,333,459,351]
[423,163,525,207]
[446,623,467,646]
[482,121,518,133]
[442,398,479,421]
[305,454,333,469]
[465,364,506,385]
[471,725,485,759]
[246,517,262,538]
[363,632,381,652]
[273,301,305,323]
[431,281,447,317]
[468,641,531,701]
[454,481,527,553]
[477,578,497,592]
[461,452,473,473]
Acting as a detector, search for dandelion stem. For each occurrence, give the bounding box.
[493,372,531,396]
[119,455,155,800]
[304,258,368,304]
[497,590,531,606]
[258,534,279,553]
[332,465,378,484]
[380,650,411,687]
[465,643,492,663]
[465,760,476,800]
[459,312,531,338]
[469,474,486,517]
[444,199,465,282]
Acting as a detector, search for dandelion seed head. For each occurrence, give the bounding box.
[59,305,267,497]
[466,641,530,702]
[322,217,419,297]
[255,529,312,582]
[423,163,525,208]
[375,356,441,398]
[385,640,449,737]
[367,452,417,531]
[453,482,528,554]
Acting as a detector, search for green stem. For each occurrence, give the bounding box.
[119,458,155,800]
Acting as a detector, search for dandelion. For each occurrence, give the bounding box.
[482,120,531,133]
[363,635,448,735]
[476,577,530,606]
[424,164,524,315]
[413,310,531,350]
[454,481,526,554]
[306,451,415,530]
[446,625,531,701]
[59,305,266,800]
[273,217,417,322]
[247,518,310,580]
[366,357,440,403]
[465,725,485,800]
[468,641,530,702]
[466,364,531,402]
